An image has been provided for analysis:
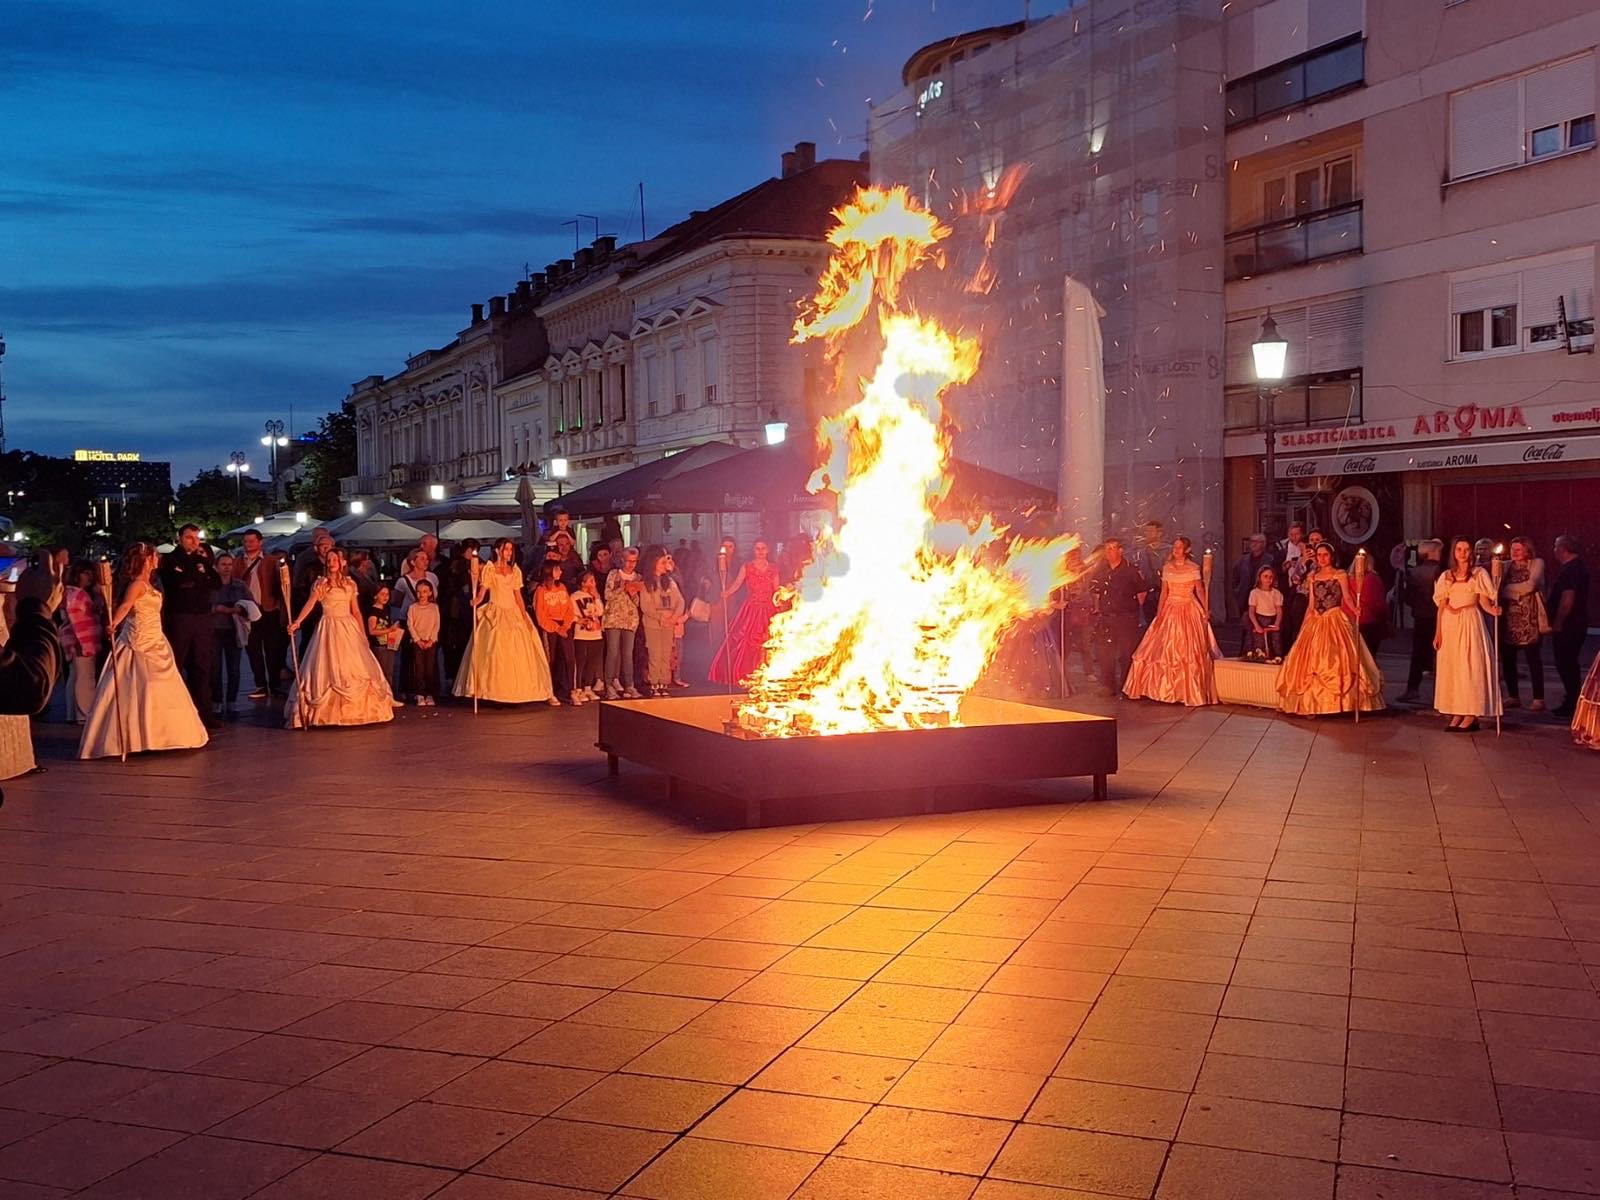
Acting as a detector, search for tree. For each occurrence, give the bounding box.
[291,401,357,519]
[174,468,272,540]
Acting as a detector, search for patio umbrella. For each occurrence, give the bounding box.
[441,518,520,543]
[326,510,431,548]
[221,511,316,540]
[408,476,563,522]
[541,440,742,518]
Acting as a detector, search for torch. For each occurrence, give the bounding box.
[717,543,732,696]
[278,560,305,730]
[1201,547,1214,607]
[1491,545,1505,737]
[95,559,128,762]
[1352,549,1368,723]
[468,553,482,714]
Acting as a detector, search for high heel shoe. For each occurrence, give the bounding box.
[1459,719,1481,733]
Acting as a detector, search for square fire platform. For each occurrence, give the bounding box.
[596,695,1117,829]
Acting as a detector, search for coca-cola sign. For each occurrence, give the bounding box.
[1285,460,1319,478]
[1523,442,1568,462]
[1341,456,1378,474]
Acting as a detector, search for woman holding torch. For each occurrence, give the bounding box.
[1432,536,1502,733]
[1275,543,1385,718]
[452,538,552,705]
[1122,536,1220,706]
[78,544,208,759]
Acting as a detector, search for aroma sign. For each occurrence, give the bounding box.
[1412,404,1528,438]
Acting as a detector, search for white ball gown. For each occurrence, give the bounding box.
[285,580,396,729]
[452,564,553,703]
[78,586,208,759]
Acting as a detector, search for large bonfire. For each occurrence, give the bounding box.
[732,186,1078,738]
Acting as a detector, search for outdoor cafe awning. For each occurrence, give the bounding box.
[541,440,742,518]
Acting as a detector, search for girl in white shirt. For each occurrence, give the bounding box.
[1247,567,1286,663]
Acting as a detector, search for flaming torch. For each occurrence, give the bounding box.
[1352,549,1368,723]
[95,559,128,762]
[1491,544,1505,737]
[278,560,305,730]
[468,554,482,715]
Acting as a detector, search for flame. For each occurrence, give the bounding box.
[734,185,1078,738]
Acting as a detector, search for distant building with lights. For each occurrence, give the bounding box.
[70,450,172,498]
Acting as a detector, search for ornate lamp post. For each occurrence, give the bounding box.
[226,451,250,499]
[261,420,288,505]
[1251,312,1288,535]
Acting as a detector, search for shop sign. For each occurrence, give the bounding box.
[1277,424,1398,450]
[1276,434,1600,478]
[1411,404,1527,438]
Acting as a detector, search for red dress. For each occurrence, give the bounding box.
[709,562,780,686]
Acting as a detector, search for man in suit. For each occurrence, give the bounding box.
[238,528,288,700]
[1134,521,1165,626]
[1230,532,1274,654]
[160,524,222,727]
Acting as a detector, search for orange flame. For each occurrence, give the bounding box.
[734,186,1078,738]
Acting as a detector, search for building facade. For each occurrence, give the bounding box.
[1220,0,1598,594]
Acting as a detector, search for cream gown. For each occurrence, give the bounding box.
[1433,567,1502,718]
[452,564,553,703]
[79,587,209,759]
[1122,560,1221,706]
[285,580,395,728]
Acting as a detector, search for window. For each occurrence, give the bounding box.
[642,354,658,417]
[594,371,606,426]
[671,346,687,412]
[616,364,627,422]
[1226,36,1364,128]
[1450,53,1597,179]
[569,378,583,430]
[701,337,719,404]
[1223,372,1363,432]
[1450,250,1596,358]
[1257,153,1356,224]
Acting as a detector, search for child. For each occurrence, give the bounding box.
[404,579,442,705]
[533,563,575,705]
[365,585,406,697]
[1247,566,1285,663]
[572,570,606,702]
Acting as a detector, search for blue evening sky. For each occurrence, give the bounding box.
[2,1,1065,483]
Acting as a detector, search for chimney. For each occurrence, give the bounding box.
[515,280,532,304]
[531,271,546,289]
[593,234,616,257]
[470,303,484,324]
[574,247,594,269]
[781,150,797,178]
[556,258,573,277]
[489,295,506,318]
[794,141,816,171]
[859,149,871,168]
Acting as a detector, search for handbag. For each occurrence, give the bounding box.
[688,598,711,623]
[1533,590,1553,636]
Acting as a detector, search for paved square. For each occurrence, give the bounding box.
[1,696,1597,1198]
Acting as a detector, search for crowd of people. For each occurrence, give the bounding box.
[1057,520,1597,742]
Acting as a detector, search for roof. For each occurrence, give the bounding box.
[901,21,1026,84]
[637,158,870,271]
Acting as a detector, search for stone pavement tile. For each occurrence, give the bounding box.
[182,989,336,1032]
[329,938,462,973]
[361,971,503,1009]
[96,1071,283,1132]
[1208,1016,1347,1065]
[1345,1029,1492,1080]
[1219,985,1348,1029]
[551,1074,729,1132]
[1078,1002,1216,1050]
[209,1085,409,1150]
[1055,1039,1204,1091]
[1238,934,1351,968]
[251,1152,457,1200]
[1227,958,1350,995]
[190,1033,365,1085]
[1114,951,1236,986]
[427,947,564,979]
[923,1024,1073,1074]
[1487,1046,1600,1093]
[839,982,973,1024]
[678,1001,822,1045]
[1008,939,1125,974]
[693,1089,869,1153]
[989,1124,1168,1196]
[1194,1051,1344,1109]
[1097,976,1224,1015]
[1475,981,1600,1021]
[769,947,891,980]
[621,1136,820,1200]
[1026,1078,1188,1139]
[82,1020,258,1071]
[338,1099,535,1169]
[1177,1094,1339,1160]
[956,993,1089,1036]
[1333,1165,1513,1199]
[485,925,605,956]
[0,1054,48,1088]
[1339,1113,1510,1183]
[1497,1084,1600,1140]
[428,1060,604,1116]
[465,981,608,1020]
[983,964,1108,1003]
[307,1045,483,1099]
[430,1176,605,1200]
[621,962,758,1000]
[0,1108,59,1150]
[872,957,998,990]
[836,1106,1011,1175]
[1349,997,1484,1042]
[1155,1144,1334,1200]
[387,1010,549,1056]
[502,1020,666,1070]
[1479,1010,1600,1054]
[751,1047,912,1102]
[0,1060,165,1117]
[258,962,407,999]
[80,980,237,1022]
[971,1183,1149,1200]
[564,991,710,1032]
[799,1012,945,1059]
[792,1156,977,1200]
[623,1031,784,1085]
[69,1133,312,1200]
[0,1013,150,1058]
[523,955,656,989]
[726,970,863,1010]
[162,955,308,991]
[1505,1131,1600,1194]
[883,1062,1045,1121]
[0,1117,183,1191]
[1343,1066,1501,1128]
[278,999,439,1043]
[670,939,791,972]
[477,1118,672,1192]
[1468,955,1595,990]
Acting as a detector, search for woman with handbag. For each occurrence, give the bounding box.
[1499,536,1548,711]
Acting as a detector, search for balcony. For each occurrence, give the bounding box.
[1226,36,1364,129]
[385,462,430,489]
[1224,371,1363,433]
[339,475,383,501]
[1226,202,1362,281]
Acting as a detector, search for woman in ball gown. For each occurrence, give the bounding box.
[709,539,780,686]
[1122,536,1220,706]
[1571,655,1600,749]
[285,547,396,729]
[452,537,552,705]
[1275,542,1385,717]
[1433,535,1502,733]
[79,543,209,759]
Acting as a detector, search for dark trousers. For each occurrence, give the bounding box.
[165,612,215,715]
[1282,591,1308,651]
[1501,637,1545,702]
[247,613,288,695]
[1096,615,1142,694]
[405,643,441,698]
[1553,630,1585,709]
[1246,627,1282,659]
[210,630,242,706]
[1406,611,1436,692]
[575,638,604,690]
[544,630,575,698]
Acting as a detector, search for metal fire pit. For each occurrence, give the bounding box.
[596,695,1117,829]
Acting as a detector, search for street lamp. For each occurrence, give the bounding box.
[260,420,288,505]
[118,481,127,521]
[1252,312,1288,534]
[764,421,789,446]
[5,488,23,508]
[349,500,365,515]
[428,484,446,501]
[550,457,568,498]
[226,451,250,499]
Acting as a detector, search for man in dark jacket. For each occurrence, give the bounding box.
[0,555,64,716]
[1230,532,1274,654]
[160,524,222,727]
[1091,538,1149,697]
[1397,538,1442,704]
